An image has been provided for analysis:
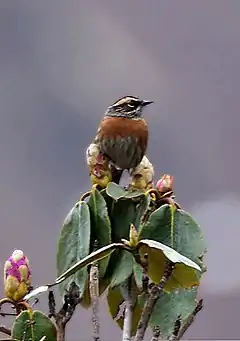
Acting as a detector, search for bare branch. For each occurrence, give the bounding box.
[89,261,100,341]
[175,299,203,340]
[141,268,149,294]
[0,325,11,336]
[151,326,160,341]
[48,291,56,318]
[120,278,134,341]
[0,313,16,317]
[169,315,181,341]
[134,261,175,341]
[51,282,81,341]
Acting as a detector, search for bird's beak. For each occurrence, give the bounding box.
[141,100,154,107]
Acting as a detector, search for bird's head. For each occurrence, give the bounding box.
[105,95,153,119]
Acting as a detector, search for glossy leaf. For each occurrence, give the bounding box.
[57,201,91,298]
[133,260,144,291]
[107,286,142,336]
[56,243,125,284]
[139,239,201,271]
[106,182,145,200]
[80,273,111,309]
[110,250,134,287]
[87,187,111,277]
[101,190,150,287]
[138,240,201,291]
[134,194,151,230]
[140,287,198,339]
[101,248,122,285]
[24,285,49,301]
[109,195,150,243]
[110,199,139,241]
[139,204,207,270]
[11,310,57,341]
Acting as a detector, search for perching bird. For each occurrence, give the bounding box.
[93,95,153,183]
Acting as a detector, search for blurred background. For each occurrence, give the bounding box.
[0,0,239,339]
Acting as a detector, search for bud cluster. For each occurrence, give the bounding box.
[86,143,112,187]
[130,156,154,190]
[4,250,32,301]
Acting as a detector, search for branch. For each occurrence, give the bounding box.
[0,313,16,317]
[134,261,175,341]
[175,299,203,340]
[48,290,56,318]
[0,325,11,336]
[89,261,100,341]
[151,326,160,341]
[141,270,149,294]
[169,315,181,341]
[120,277,134,341]
[49,282,81,341]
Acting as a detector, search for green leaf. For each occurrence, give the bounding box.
[110,199,138,241]
[110,250,134,287]
[11,310,57,341]
[101,188,150,287]
[57,201,91,298]
[134,194,151,229]
[139,204,207,270]
[108,195,149,243]
[106,182,145,200]
[140,287,198,339]
[87,187,111,278]
[80,275,110,309]
[133,260,144,291]
[139,239,201,271]
[24,286,49,301]
[138,240,201,291]
[56,243,125,284]
[107,286,142,336]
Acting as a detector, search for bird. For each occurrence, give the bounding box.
[93,95,153,184]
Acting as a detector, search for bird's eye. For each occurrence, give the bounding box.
[127,103,135,108]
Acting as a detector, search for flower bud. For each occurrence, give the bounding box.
[156,174,174,194]
[86,143,107,167]
[129,224,139,247]
[4,250,32,301]
[86,143,112,187]
[130,156,154,190]
[90,165,112,188]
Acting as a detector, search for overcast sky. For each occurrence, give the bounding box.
[0,1,239,339]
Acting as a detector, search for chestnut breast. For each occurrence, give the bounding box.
[95,116,148,170]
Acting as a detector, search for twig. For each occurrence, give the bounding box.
[80,191,91,202]
[52,282,81,341]
[48,291,56,318]
[0,312,16,317]
[30,298,39,309]
[134,262,175,341]
[0,325,11,336]
[151,326,160,341]
[169,315,181,341]
[89,261,100,341]
[141,269,149,294]
[175,299,203,340]
[120,277,134,341]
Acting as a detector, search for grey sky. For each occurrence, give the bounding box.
[0,1,239,339]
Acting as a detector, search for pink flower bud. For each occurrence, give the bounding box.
[4,250,32,301]
[156,174,174,193]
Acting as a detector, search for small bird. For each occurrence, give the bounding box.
[94,95,153,183]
